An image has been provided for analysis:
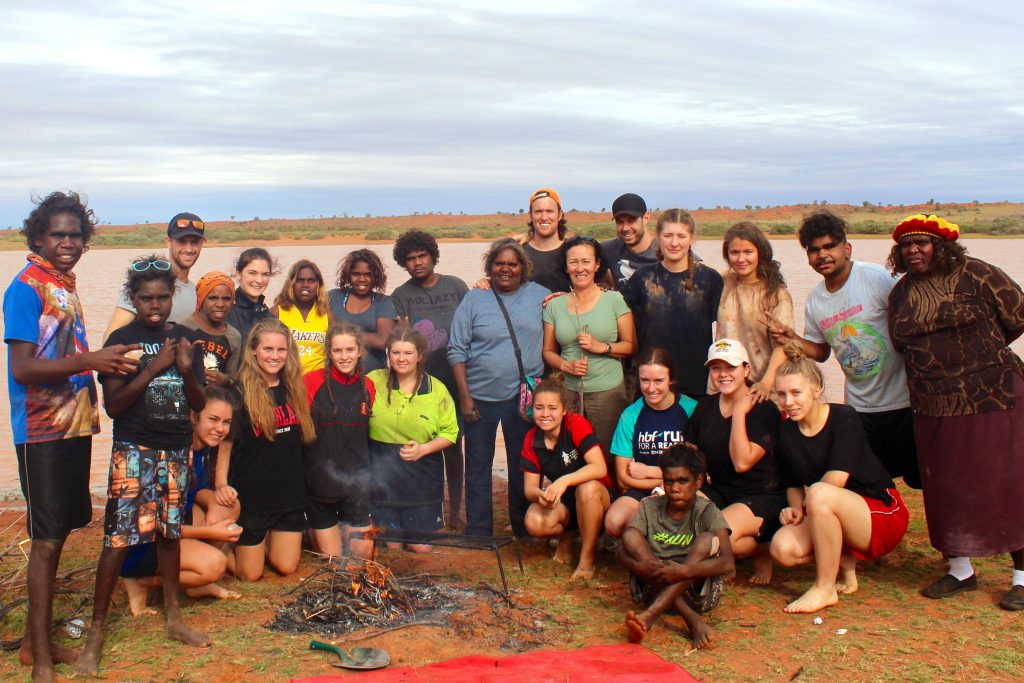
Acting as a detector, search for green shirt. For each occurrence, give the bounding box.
[542,290,631,393]
[366,369,459,445]
[628,496,729,563]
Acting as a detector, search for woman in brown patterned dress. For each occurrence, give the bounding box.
[887,214,1024,611]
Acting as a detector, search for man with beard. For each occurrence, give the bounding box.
[103,212,207,339]
[392,230,469,528]
[601,193,658,290]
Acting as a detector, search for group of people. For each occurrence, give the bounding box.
[5,189,1023,680]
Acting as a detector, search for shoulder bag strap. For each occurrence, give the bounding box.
[491,288,526,380]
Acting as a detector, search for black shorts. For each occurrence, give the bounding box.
[702,485,786,544]
[374,502,443,534]
[307,496,373,531]
[17,437,92,541]
[119,543,159,578]
[858,408,920,489]
[622,488,660,502]
[236,509,308,546]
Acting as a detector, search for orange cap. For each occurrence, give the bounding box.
[529,187,561,208]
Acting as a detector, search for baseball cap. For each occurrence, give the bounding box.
[705,338,750,367]
[529,187,562,208]
[167,212,206,239]
[611,193,647,218]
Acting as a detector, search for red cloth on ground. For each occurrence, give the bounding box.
[294,643,700,682]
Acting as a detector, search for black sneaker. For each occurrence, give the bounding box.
[684,575,724,614]
[628,573,645,604]
[921,573,977,599]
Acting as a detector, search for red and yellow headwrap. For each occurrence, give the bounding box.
[892,214,960,243]
[195,271,236,312]
[529,187,562,209]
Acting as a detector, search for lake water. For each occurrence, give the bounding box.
[3,238,1023,494]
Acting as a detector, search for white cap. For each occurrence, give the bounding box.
[705,338,750,367]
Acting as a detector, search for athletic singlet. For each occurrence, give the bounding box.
[277,305,328,375]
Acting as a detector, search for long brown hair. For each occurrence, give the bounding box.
[656,209,699,291]
[722,221,787,310]
[275,259,330,315]
[236,319,315,443]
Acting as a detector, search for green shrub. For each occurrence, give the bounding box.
[365,228,394,240]
[770,223,796,235]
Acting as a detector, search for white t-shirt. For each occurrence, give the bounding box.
[802,261,909,412]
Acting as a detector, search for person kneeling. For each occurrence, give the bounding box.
[522,376,612,580]
[617,443,734,649]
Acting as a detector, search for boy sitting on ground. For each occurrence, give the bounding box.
[617,443,733,649]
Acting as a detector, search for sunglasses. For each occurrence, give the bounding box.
[175,218,205,231]
[131,259,172,272]
[564,234,601,249]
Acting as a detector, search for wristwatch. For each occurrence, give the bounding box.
[605,342,613,355]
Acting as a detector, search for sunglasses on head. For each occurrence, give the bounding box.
[564,235,600,248]
[175,218,204,230]
[131,259,172,272]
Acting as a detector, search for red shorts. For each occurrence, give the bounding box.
[847,487,909,561]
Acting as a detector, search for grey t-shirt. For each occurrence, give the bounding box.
[601,238,659,289]
[391,274,469,394]
[628,495,729,563]
[116,279,197,324]
[327,289,397,372]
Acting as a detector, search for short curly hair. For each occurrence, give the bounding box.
[393,230,440,267]
[122,254,177,301]
[887,236,967,276]
[21,191,97,253]
[798,210,848,249]
[336,248,387,292]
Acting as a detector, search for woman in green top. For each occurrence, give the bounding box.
[542,235,636,477]
[367,328,458,552]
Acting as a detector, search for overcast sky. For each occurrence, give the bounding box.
[1,1,1021,227]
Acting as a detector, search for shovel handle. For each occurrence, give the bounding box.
[310,640,343,656]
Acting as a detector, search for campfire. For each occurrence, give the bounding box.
[278,559,414,632]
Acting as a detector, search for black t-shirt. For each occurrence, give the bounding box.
[778,404,895,504]
[685,394,783,499]
[103,320,203,450]
[600,238,659,289]
[520,413,612,487]
[524,243,572,294]
[620,263,724,398]
[229,383,306,514]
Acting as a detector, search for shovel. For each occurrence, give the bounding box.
[310,640,391,670]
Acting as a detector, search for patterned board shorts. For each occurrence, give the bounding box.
[104,441,190,548]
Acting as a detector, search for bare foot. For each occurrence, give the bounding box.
[836,554,859,594]
[124,578,158,616]
[186,583,241,601]
[19,640,80,667]
[74,634,104,677]
[570,563,595,580]
[552,534,573,566]
[625,610,649,643]
[166,621,212,648]
[749,551,774,586]
[683,613,715,649]
[784,585,839,614]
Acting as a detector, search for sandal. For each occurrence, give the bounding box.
[921,573,977,599]
[998,585,1024,611]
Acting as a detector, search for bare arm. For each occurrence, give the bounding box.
[616,457,661,491]
[766,312,830,362]
[728,394,768,473]
[523,470,544,504]
[8,341,140,385]
[541,445,608,505]
[362,316,394,350]
[652,528,735,584]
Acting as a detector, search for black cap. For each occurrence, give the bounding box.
[611,193,647,218]
[167,212,206,239]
